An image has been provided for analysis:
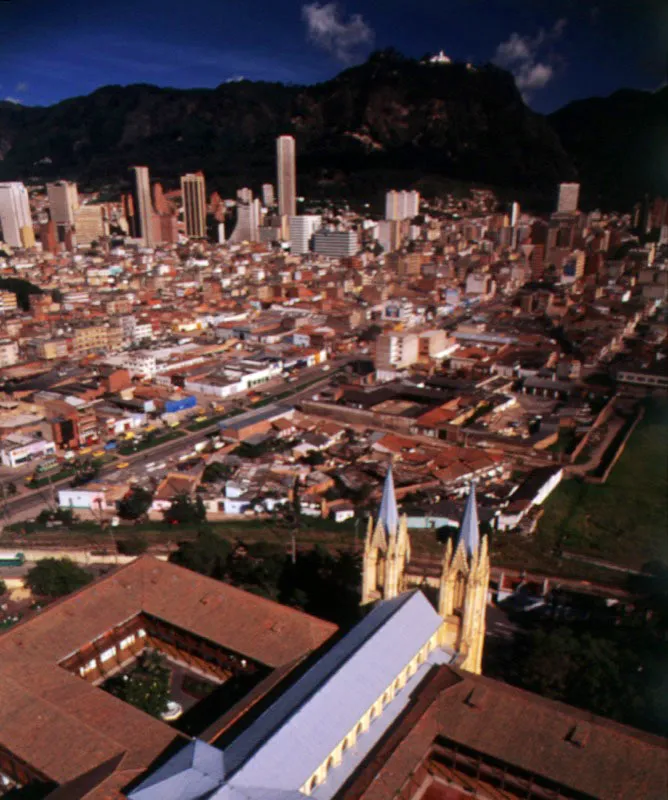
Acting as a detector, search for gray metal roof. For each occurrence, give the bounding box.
[130,591,445,799]
[129,740,225,800]
[377,464,399,537]
[218,590,443,792]
[458,483,480,558]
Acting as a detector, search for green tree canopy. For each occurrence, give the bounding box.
[201,462,234,483]
[26,558,92,598]
[104,650,170,718]
[164,492,207,525]
[118,486,154,520]
[169,529,232,578]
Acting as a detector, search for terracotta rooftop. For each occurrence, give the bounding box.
[346,666,668,800]
[0,556,336,794]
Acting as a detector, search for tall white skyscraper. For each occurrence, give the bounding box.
[277,135,297,220]
[229,196,262,244]
[262,183,275,207]
[510,202,520,227]
[181,173,207,238]
[557,182,580,213]
[46,180,79,226]
[289,214,322,255]
[0,182,34,249]
[385,190,420,221]
[128,166,155,246]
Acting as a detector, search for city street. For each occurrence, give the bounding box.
[0,361,348,529]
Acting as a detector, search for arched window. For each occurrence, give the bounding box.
[454,571,467,611]
[370,705,378,721]
[382,691,389,705]
[355,722,363,738]
[342,737,349,752]
[326,755,335,772]
[309,775,318,792]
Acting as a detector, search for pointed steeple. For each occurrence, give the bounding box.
[378,464,399,537]
[458,483,480,558]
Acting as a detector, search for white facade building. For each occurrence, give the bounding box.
[289,215,322,255]
[0,182,33,248]
[557,182,580,213]
[385,190,420,221]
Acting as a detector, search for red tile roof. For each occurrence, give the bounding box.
[0,557,336,793]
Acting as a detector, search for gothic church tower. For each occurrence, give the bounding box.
[361,466,411,604]
[361,470,489,675]
[437,485,489,674]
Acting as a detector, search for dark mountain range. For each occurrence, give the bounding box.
[0,50,664,210]
[548,86,668,211]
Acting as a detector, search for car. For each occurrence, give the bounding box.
[116,461,130,469]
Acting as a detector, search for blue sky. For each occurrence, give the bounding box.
[0,0,665,113]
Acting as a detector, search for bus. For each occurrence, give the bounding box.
[0,552,25,568]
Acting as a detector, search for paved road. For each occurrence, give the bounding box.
[0,361,348,528]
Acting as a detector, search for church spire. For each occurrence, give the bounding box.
[458,483,480,558]
[378,464,399,537]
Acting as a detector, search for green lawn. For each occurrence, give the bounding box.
[533,399,668,569]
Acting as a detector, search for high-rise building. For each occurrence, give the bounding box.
[73,205,107,246]
[556,182,580,213]
[128,166,155,245]
[46,180,79,226]
[289,214,321,255]
[262,183,275,207]
[385,190,420,221]
[229,196,262,243]
[0,182,34,249]
[181,173,207,238]
[277,135,297,221]
[312,229,359,258]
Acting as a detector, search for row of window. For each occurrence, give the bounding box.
[78,629,145,676]
[302,635,437,795]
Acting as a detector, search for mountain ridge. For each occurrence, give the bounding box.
[0,50,664,210]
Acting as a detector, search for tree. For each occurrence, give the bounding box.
[118,487,153,520]
[118,533,149,556]
[302,450,325,466]
[26,558,92,598]
[104,651,170,718]
[201,462,234,483]
[163,492,207,525]
[169,529,231,578]
[0,579,6,596]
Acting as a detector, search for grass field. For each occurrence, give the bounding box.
[532,398,668,570]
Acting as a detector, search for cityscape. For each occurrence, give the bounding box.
[0,2,666,799]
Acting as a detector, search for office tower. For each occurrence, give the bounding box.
[46,180,79,226]
[312,229,359,257]
[385,190,420,221]
[237,187,253,204]
[181,173,207,238]
[510,201,520,249]
[0,182,34,248]
[152,182,171,216]
[556,182,580,213]
[229,196,262,243]
[277,135,297,220]
[128,166,155,245]
[377,220,402,253]
[73,205,107,246]
[262,183,275,207]
[289,215,321,255]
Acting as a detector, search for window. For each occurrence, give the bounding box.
[99,646,116,663]
[119,634,136,650]
[137,628,147,638]
[79,659,96,675]
[309,775,318,792]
